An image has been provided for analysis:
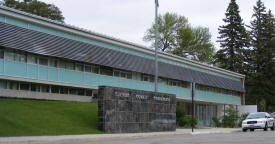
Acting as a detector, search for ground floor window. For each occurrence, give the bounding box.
[195,104,217,126]
[177,101,218,126]
[0,79,95,97]
[20,83,29,91]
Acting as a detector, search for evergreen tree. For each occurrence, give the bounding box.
[247,0,275,111]
[248,0,267,73]
[215,0,250,74]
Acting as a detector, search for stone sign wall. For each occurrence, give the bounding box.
[98,86,176,133]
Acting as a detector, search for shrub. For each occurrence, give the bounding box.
[238,113,249,127]
[176,106,186,125]
[176,106,186,120]
[178,116,198,127]
[222,105,239,127]
[212,117,222,127]
[176,105,197,127]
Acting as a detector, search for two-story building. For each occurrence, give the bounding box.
[0,6,245,126]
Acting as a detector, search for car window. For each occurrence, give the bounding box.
[246,113,266,119]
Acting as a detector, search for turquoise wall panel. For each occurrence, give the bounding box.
[48,68,58,81]
[59,69,83,84]
[27,64,37,79]
[90,74,192,99]
[195,90,241,105]
[83,73,93,85]
[98,75,115,87]
[72,71,84,85]
[38,66,48,80]
[160,85,191,99]
[6,17,28,28]
[0,15,4,22]
[5,61,26,77]
[3,16,240,81]
[0,59,3,74]
[0,58,240,104]
[29,23,41,31]
[91,74,100,86]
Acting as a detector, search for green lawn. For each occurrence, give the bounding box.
[0,99,103,136]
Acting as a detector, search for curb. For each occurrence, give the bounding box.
[0,129,241,143]
[191,130,239,135]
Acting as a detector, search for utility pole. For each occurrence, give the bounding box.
[154,0,159,93]
[191,82,195,132]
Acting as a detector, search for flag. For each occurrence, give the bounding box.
[155,0,159,7]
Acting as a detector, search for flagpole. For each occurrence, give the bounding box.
[154,0,159,93]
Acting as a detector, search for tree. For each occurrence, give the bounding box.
[222,105,239,128]
[215,0,250,74]
[246,0,275,111]
[1,0,64,22]
[173,26,215,63]
[143,12,215,63]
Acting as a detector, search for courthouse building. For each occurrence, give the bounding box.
[0,6,245,126]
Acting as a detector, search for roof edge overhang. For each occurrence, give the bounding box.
[0,6,245,79]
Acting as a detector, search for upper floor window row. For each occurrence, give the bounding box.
[0,48,101,73]
[0,47,191,88]
[196,84,242,97]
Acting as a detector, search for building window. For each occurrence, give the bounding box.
[20,83,29,91]
[5,50,14,61]
[143,74,149,82]
[167,80,176,86]
[60,87,68,94]
[76,64,84,72]
[126,73,132,79]
[133,72,141,81]
[39,57,48,66]
[41,85,49,92]
[0,80,7,89]
[0,48,4,59]
[69,88,78,95]
[58,60,66,69]
[114,71,120,77]
[7,81,18,90]
[86,89,93,96]
[66,61,75,70]
[14,52,26,63]
[92,65,99,74]
[49,59,58,67]
[100,66,113,76]
[142,74,154,82]
[114,70,132,79]
[51,86,60,93]
[158,78,167,85]
[84,65,91,72]
[78,89,85,96]
[30,84,39,92]
[27,54,37,64]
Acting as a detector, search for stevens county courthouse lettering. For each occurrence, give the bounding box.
[0,6,245,126]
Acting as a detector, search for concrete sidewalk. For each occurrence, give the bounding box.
[0,128,241,144]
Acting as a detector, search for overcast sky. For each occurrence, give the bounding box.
[40,0,275,50]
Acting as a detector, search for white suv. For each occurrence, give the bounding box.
[242,112,275,132]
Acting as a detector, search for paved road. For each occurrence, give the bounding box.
[3,130,274,144]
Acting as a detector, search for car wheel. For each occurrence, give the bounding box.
[264,123,268,131]
[271,123,274,131]
[250,129,254,132]
[242,129,247,132]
